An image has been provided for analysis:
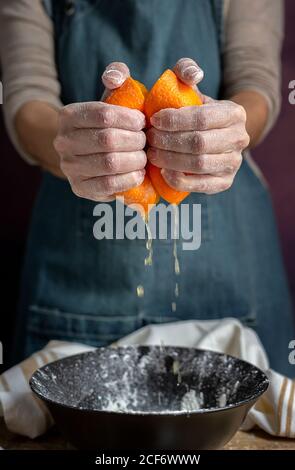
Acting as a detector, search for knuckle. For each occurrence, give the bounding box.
[235,128,250,150]
[101,106,115,127]
[194,109,207,130]
[102,175,116,194]
[241,132,250,149]
[191,131,205,154]
[195,154,206,172]
[60,104,75,120]
[54,135,68,154]
[103,153,119,173]
[235,104,247,122]
[164,111,177,130]
[99,128,116,149]
[225,152,242,174]
[199,180,211,193]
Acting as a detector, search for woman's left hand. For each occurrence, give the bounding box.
[147,58,250,194]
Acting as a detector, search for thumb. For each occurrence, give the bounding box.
[173,58,204,87]
[101,62,130,91]
[173,58,213,104]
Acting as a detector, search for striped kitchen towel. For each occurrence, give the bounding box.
[242,370,295,437]
[0,341,94,438]
[0,319,294,439]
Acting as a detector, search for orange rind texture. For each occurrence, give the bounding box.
[104,70,202,211]
[105,77,148,112]
[145,69,202,205]
[106,78,157,215]
[117,174,160,217]
[146,162,189,205]
[144,69,202,125]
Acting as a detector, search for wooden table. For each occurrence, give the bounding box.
[0,418,294,450]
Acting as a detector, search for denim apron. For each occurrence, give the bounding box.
[16,0,294,376]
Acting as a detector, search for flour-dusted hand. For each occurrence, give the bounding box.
[54,62,146,201]
[147,58,249,195]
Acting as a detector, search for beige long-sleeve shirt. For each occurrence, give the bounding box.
[0,0,284,163]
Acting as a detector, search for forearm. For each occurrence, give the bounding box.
[15,101,64,178]
[223,0,283,146]
[230,90,269,149]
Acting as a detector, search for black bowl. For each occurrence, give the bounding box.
[30,346,268,449]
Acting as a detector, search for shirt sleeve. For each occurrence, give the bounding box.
[0,0,62,164]
[222,0,284,140]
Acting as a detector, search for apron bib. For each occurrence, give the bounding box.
[17,0,294,376]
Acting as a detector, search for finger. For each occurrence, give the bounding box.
[55,128,146,156]
[146,126,249,155]
[161,169,234,195]
[61,150,147,178]
[101,62,130,90]
[173,58,204,87]
[147,148,242,175]
[150,101,246,131]
[59,102,145,131]
[70,170,145,200]
[92,195,116,202]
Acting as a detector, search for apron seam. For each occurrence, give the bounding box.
[29,304,139,322]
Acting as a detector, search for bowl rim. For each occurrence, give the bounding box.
[29,345,269,416]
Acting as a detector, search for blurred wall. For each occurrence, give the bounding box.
[0,0,294,367]
[252,0,295,307]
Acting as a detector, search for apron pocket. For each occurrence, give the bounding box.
[27,304,140,348]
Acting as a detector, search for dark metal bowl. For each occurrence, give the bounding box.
[30,346,268,449]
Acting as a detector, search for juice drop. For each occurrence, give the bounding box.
[172,204,180,276]
[144,220,153,267]
[137,285,144,297]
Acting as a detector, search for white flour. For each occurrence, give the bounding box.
[181,390,204,412]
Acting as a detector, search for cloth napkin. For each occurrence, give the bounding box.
[0,318,294,439]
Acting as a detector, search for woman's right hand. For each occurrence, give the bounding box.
[54,62,146,201]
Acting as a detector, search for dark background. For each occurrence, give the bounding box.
[0,1,294,365]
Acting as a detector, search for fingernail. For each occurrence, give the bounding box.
[183,65,204,82]
[102,69,124,86]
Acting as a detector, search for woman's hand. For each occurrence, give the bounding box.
[54,62,146,201]
[147,58,250,195]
